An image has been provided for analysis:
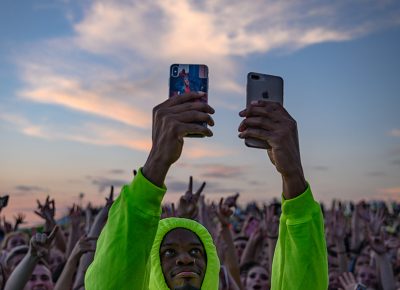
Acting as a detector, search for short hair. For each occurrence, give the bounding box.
[1,231,29,251]
[4,245,29,268]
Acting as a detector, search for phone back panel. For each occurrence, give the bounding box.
[169,64,208,99]
[246,72,284,149]
[169,64,209,137]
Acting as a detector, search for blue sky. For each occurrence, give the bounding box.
[1,0,399,225]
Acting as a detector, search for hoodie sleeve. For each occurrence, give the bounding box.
[85,168,166,290]
[270,184,328,290]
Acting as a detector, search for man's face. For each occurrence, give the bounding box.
[23,264,54,290]
[233,239,247,259]
[160,228,206,290]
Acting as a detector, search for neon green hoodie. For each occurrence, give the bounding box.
[85,169,327,290]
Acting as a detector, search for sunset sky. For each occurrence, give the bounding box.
[1,0,399,226]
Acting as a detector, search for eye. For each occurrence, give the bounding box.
[162,249,176,258]
[190,248,202,256]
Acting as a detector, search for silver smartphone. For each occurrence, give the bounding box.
[245,72,284,149]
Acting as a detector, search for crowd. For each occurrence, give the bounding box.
[0,93,399,290]
[0,183,398,289]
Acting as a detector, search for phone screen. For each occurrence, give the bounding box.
[169,64,209,137]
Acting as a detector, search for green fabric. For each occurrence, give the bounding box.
[85,169,166,290]
[271,184,328,290]
[149,217,220,289]
[85,168,327,290]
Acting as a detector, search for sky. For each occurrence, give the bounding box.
[1,0,399,226]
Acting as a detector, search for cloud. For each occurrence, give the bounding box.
[108,169,125,175]
[89,176,129,193]
[366,171,387,177]
[376,187,400,201]
[9,0,400,157]
[14,185,46,192]
[388,128,400,137]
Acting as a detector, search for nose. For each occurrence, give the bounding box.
[176,252,195,266]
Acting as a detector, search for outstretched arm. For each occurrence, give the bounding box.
[238,100,328,289]
[85,93,215,290]
[5,226,58,290]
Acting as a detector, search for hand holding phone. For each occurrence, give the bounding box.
[245,72,284,149]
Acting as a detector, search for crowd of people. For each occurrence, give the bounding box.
[0,186,399,290]
[0,93,399,290]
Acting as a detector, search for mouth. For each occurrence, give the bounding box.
[171,268,201,278]
[33,287,48,290]
[253,284,262,290]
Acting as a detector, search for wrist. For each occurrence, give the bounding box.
[282,171,307,200]
[143,150,171,187]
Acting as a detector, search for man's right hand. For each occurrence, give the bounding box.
[143,93,215,187]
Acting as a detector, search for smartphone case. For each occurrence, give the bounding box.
[169,64,209,137]
[245,72,284,149]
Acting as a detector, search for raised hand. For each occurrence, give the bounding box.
[369,208,385,236]
[262,204,279,239]
[70,235,97,258]
[34,196,56,229]
[29,226,59,258]
[223,193,240,209]
[69,204,83,229]
[238,101,306,199]
[338,272,357,290]
[333,209,347,240]
[215,198,233,227]
[161,203,176,219]
[14,213,26,231]
[177,176,205,219]
[143,92,215,187]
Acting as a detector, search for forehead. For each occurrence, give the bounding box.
[161,228,202,247]
[33,265,51,276]
[248,266,268,275]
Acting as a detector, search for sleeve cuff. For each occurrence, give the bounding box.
[124,167,167,217]
[281,182,320,224]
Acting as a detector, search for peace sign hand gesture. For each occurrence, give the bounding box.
[177,176,206,219]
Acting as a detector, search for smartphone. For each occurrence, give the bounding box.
[245,72,284,149]
[355,283,367,290]
[0,195,9,208]
[169,64,209,138]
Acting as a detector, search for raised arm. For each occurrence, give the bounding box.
[5,226,58,290]
[85,92,215,290]
[238,100,328,289]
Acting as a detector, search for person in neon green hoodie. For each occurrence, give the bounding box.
[85,92,328,290]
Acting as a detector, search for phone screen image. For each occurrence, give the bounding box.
[169,64,209,137]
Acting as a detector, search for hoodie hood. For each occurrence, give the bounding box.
[149,217,220,290]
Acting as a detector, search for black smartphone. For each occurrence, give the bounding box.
[245,72,284,149]
[0,195,9,208]
[169,64,209,138]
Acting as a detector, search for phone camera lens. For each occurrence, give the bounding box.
[251,74,260,80]
[172,66,179,77]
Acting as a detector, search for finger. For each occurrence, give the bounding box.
[34,211,44,218]
[169,100,215,115]
[177,123,213,137]
[195,182,206,197]
[47,225,59,243]
[174,111,215,126]
[167,92,209,107]
[188,176,193,193]
[85,236,98,241]
[219,197,224,210]
[238,116,276,132]
[109,185,114,201]
[171,203,176,216]
[238,127,274,141]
